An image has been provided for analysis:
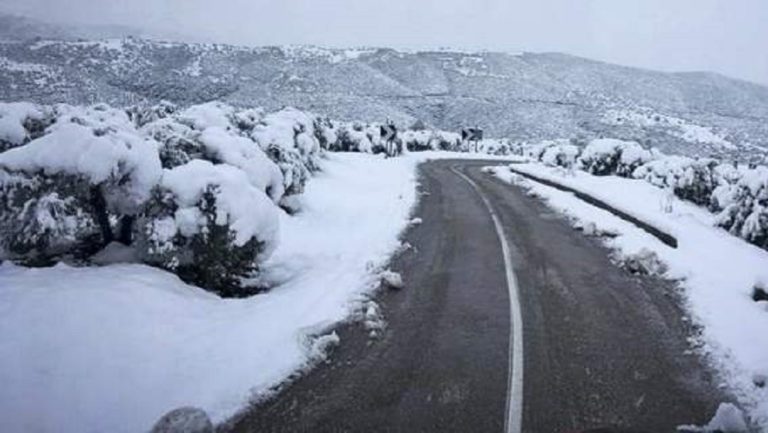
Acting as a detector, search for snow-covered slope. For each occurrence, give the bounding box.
[1,13,767,161]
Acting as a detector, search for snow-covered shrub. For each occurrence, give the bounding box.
[141,117,203,169]
[402,129,463,153]
[578,138,651,176]
[523,140,561,161]
[430,131,462,151]
[0,105,163,263]
[0,101,328,295]
[710,163,749,211]
[0,102,52,152]
[203,127,285,202]
[714,166,768,249]
[0,170,100,264]
[126,101,177,128]
[252,107,322,201]
[616,144,655,177]
[540,142,580,168]
[335,123,376,153]
[633,156,718,206]
[401,129,433,152]
[313,117,338,150]
[137,160,279,297]
[141,103,318,210]
[478,138,513,155]
[176,101,237,131]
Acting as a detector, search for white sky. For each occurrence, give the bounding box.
[2,0,767,85]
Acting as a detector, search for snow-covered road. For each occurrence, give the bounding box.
[1,153,762,432]
[228,160,724,433]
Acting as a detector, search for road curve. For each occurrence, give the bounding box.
[224,159,723,433]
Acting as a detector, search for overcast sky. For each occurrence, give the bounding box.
[2,0,767,85]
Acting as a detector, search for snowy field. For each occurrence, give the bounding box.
[0,152,425,433]
[490,163,768,429]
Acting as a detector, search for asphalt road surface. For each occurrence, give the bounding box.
[225,159,723,433]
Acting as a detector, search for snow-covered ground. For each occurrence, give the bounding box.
[0,152,427,433]
[490,163,768,429]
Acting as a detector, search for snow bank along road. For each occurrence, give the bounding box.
[226,160,723,433]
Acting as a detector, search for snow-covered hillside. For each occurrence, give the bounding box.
[1,13,767,161]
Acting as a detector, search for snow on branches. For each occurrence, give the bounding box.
[0,101,323,296]
[522,137,768,252]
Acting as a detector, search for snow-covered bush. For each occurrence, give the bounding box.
[713,166,768,249]
[0,105,162,263]
[137,160,278,296]
[252,107,322,202]
[522,135,768,253]
[540,142,580,168]
[401,129,433,152]
[578,138,652,176]
[0,102,52,152]
[0,101,327,295]
[141,117,203,169]
[0,170,99,264]
[523,140,562,161]
[330,122,376,153]
[709,163,749,211]
[430,131,462,151]
[319,121,465,154]
[313,117,338,150]
[126,101,177,128]
[477,138,513,155]
[141,103,320,210]
[616,144,655,177]
[633,156,718,206]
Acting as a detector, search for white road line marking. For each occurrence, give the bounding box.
[450,165,524,433]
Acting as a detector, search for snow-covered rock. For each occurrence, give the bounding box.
[150,407,213,433]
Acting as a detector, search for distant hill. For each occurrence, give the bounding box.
[1,13,767,160]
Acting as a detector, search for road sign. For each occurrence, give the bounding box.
[461,127,483,142]
[380,124,397,142]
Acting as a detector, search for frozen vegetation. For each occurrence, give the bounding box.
[0,98,513,432]
[515,138,768,251]
[1,13,767,162]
